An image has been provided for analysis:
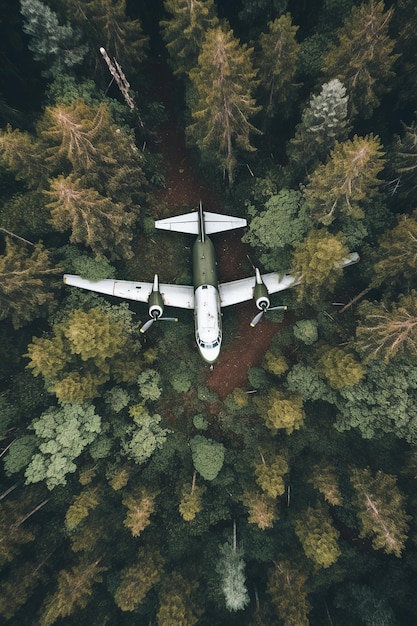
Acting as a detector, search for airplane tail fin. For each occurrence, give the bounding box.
[155,203,247,236]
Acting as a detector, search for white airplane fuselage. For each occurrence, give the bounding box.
[192,233,222,363]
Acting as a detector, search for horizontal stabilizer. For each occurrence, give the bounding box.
[155,210,247,235]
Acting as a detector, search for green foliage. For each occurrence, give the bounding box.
[371,213,417,288]
[65,486,100,532]
[293,319,318,345]
[254,453,288,498]
[255,388,304,434]
[3,434,37,476]
[157,572,201,625]
[0,238,59,328]
[25,403,101,490]
[39,558,107,626]
[137,369,162,402]
[122,403,170,465]
[190,435,225,481]
[286,78,350,181]
[318,345,365,390]
[241,490,278,530]
[216,533,250,612]
[243,189,312,269]
[350,467,410,557]
[187,24,260,184]
[356,293,417,363]
[290,229,349,303]
[122,487,158,537]
[304,134,385,225]
[20,0,87,77]
[257,14,300,112]
[179,478,206,522]
[322,1,398,118]
[267,558,311,626]
[161,0,219,77]
[294,502,341,568]
[114,546,164,611]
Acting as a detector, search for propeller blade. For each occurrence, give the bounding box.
[250,310,265,327]
[159,317,179,323]
[269,305,288,312]
[140,318,156,333]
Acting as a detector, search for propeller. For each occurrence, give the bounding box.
[250,267,287,327]
[139,273,178,333]
[250,303,287,327]
[140,313,178,333]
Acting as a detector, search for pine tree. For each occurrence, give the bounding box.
[371,213,417,287]
[241,489,278,530]
[0,125,44,187]
[156,572,201,626]
[0,238,59,328]
[257,14,300,112]
[392,119,417,198]
[161,0,219,77]
[65,487,100,532]
[321,0,398,119]
[286,79,350,182]
[294,502,341,568]
[255,388,304,434]
[122,487,158,537]
[350,467,410,557]
[39,557,107,626]
[356,292,417,363]
[254,452,288,499]
[179,472,206,522]
[308,461,343,506]
[20,0,87,77]
[304,134,385,225]
[216,525,250,612]
[267,558,311,626]
[187,24,260,184]
[114,546,164,611]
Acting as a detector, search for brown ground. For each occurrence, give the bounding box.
[150,62,281,399]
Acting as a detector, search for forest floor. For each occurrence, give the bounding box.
[149,61,280,399]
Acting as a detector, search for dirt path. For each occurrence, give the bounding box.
[149,62,281,398]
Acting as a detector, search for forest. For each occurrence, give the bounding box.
[1,0,417,624]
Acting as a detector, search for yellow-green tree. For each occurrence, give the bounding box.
[241,489,278,530]
[179,472,206,522]
[371,213,417,287]
[39,557,107,626]
[350,467,410,557]
[188,24,260,184]
[122,487,158,537]
[0,238,59,328]
[254,452,288,499]
[255,389,304,434]
[65,487,100,532]
[294,503,341,568]
[308,462,343,506]
[304,134,385,225]
[267,558,311,626]
[318,345,365,389]
[114,546,164,611]
[157,572,201,625]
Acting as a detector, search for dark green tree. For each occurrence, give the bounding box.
[187,24,260,184]
[321,0,398,118]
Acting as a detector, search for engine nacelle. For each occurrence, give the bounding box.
[254,268,270,310]
[148,275,164,319]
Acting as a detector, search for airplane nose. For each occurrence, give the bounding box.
[200,345,221,364]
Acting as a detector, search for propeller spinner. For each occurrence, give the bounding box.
[139,274,178,333]
[250,268,287,327]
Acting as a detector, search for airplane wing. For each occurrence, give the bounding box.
[219,272,300,307]
[155,210,246,235]
[63,275,195,309]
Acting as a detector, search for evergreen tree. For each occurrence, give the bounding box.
[20,0,87,77]
[304,134,385,225]
[0,239,58,328]
[156,572,201,625]
[392,119,417,199]
[294,502,341,568]
[179,473,206,522]
[39,557,107,625]
[308,461,343,506]
[321,1,398,119]
[257,14,300,113]
[254,452,288,499]
[0,125,44,187]
[65,486,100,532]
[216,526,250,612]
[371,213,417,288]
[122,486,158,537]
[267,558,311,626]
[356,293,417,363]
[350,467,410,557]
[46,174,134,259]
[187,24,260,184]
[114,546,164,611]
[190,435,225,480]
[286,79,350,182]
[255,388,304,434]
[161,0,219,77]
[241,489,278,530]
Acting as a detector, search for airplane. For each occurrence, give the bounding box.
[63,202,359,364]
